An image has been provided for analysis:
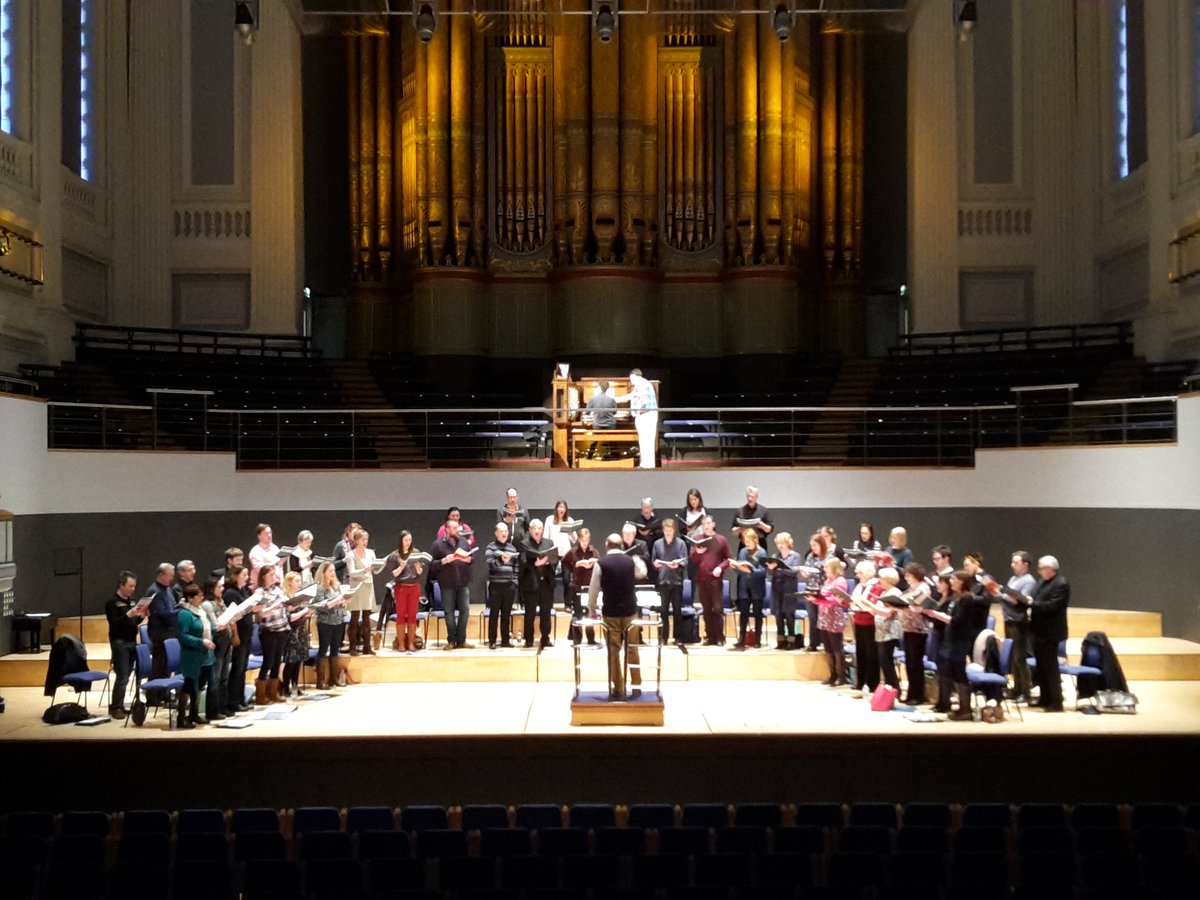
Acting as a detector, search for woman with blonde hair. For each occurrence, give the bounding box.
[815,558,850,685]
[345,528,379,656]
[312,561,348,689]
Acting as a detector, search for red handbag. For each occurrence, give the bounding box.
[870,684,898,711]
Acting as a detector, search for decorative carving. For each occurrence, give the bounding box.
[172,207,252,239]
[0,133,34,192]
[956,204,1034,238]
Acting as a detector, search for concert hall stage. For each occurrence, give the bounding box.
[3,672,1199,814]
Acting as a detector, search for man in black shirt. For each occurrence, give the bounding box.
[105,570,144,719]
[619,522,649,568]
[631,497,663,548]
[172,559,197,603]
[519,519,557,648]
[730,485,774,549]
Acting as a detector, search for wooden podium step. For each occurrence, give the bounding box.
[570,690,665,726]
[52,605,1168,650]
[4,613,1194,689]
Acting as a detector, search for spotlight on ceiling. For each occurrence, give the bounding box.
[234,1,257,46]
[773,5,794,43]
[593,1,617,45]
[414,1,438,44]
[957,0,977,41]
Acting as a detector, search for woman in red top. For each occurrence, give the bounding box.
[562,527,600,645]
[850,560,883,696]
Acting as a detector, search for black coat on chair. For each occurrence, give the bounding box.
[43,633,89,697]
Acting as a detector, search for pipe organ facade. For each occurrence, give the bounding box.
[344,2,866,357]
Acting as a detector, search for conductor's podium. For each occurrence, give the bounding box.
[570,611,665,726]
[570,689,666,726]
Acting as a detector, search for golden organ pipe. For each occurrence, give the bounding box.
[780,31,796,263]
[839,33,854,269]
[536,65,547,245]
[359,34,377,272]
[414,29,429,264]
[449,9,470,265]
[760,16,782,264]
[347,35,361,273]
[736,17,758,262]
[376,32,393,275]
[471,26,486,265]
[426,28,449,263]
[852,32,864,270]
[820,31,838,271]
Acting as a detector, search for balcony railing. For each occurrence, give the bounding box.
[42,395,1179,470]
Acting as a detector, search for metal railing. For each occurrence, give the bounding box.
[890,321,1133,356]
[42,395,1179,469]
[0,372,38,396]
[73,323,317,358]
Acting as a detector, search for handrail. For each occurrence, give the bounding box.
[203,404,1020,416]
[1072,395,1177,407]
[74,323,316,358]
[891,321,1132,356]
[48,401,152,411]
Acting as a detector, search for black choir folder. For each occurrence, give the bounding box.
[734,517,763,528]
[686,534,717,550]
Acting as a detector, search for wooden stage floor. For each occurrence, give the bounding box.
[3,677,1199,813]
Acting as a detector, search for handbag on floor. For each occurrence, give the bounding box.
[870,684,898,711]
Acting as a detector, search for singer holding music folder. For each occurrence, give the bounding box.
[519,519,557,649]
[688,515,731,646]
[430,518,476,650]
[650,518,688,645]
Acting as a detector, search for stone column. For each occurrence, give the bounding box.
[249,1,304,332]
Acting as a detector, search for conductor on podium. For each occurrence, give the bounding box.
[587,534,649,700]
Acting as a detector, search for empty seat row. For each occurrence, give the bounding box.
[8,802,1200,839]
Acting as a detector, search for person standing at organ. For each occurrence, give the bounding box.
[689,515,731,646]
[615,368,659,469]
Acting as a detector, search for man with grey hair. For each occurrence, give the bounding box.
[731,485,773,550]
[145,562,178,702]
[172,559,197,604]
[1029,554,1070,712]
[588,533,649,699]
[631,497,662,548]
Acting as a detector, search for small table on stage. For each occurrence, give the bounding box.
[12,612,56,653]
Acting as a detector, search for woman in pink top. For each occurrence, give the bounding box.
[435,506,475,547]
[816,558,850,686]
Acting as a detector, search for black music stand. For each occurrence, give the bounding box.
[53,547,85,637]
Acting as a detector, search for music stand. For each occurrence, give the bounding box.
[53,547,85,636]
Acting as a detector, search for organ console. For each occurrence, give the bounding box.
[550,372,659,469]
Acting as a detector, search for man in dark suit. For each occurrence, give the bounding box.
[1029,555,1070,712]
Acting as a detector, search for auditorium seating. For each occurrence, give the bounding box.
[2,801,1199,899]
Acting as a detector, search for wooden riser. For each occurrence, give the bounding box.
[51,605,1167,648]
[9,621,1195,690]
[571,691,665,726]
